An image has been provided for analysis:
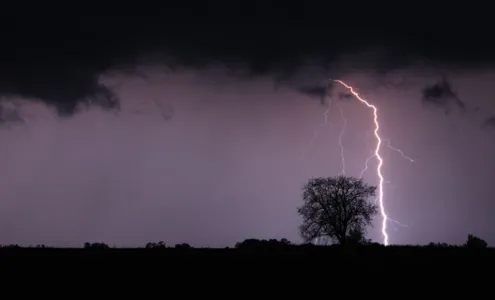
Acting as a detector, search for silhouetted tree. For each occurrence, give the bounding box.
[464,234,487,249]
[175,243,191,249]
[297,175,378,245]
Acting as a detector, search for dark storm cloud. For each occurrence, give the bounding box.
[297,81,348,104]
[151,99,175,121]
[481,116,495,129]
[1,2,494,114]
[0,47,121,116]
[0,101,24,125]
[338,93,354,101]
[421,78,466,115]
[295,82,355,106]
[297,85,327,104]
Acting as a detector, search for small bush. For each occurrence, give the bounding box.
[174,243,191,249]
[464,234,487,249]
[145,241,166,248]
[84,242,110,249]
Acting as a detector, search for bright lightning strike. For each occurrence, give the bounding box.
[360,140,414,178]
[303,80,412,246]
[335,102,347,175]
[333,80,391,246]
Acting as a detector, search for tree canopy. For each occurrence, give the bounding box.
[297,175,378,245]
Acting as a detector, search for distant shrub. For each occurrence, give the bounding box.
[84,242,110,249]
[346,229,373,245]
[280,238,291,245]
[235,238,293,249]
[145,241,166,248]
[428,242,450,248]
[1,244,20,249]
[464,234,487,249]
[367,242,382,247]
[174,243,191,249]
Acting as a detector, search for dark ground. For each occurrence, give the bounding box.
[2,244,494,268]
[1,245,491,292]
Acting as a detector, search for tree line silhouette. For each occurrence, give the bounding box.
[0,234,488,249]
[0,175,490,250]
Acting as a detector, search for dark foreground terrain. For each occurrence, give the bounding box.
[2,243,493,291]
[2,244,495,270]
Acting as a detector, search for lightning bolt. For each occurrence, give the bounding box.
[360,140,414,178]
[333,80,391,246]
[302,90,332,246]
[384,139,415,163]
[359,153,375,178]
[335,102,347,175]
[304,80,412,245]
[301,105,331,160]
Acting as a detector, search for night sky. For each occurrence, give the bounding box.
[1,2,494,247]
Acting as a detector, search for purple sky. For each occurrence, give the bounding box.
[1,61,494,247]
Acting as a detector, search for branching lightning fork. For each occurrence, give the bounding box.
[334,79,390,245]
[303,79,413,246]
[301,106,332,160]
